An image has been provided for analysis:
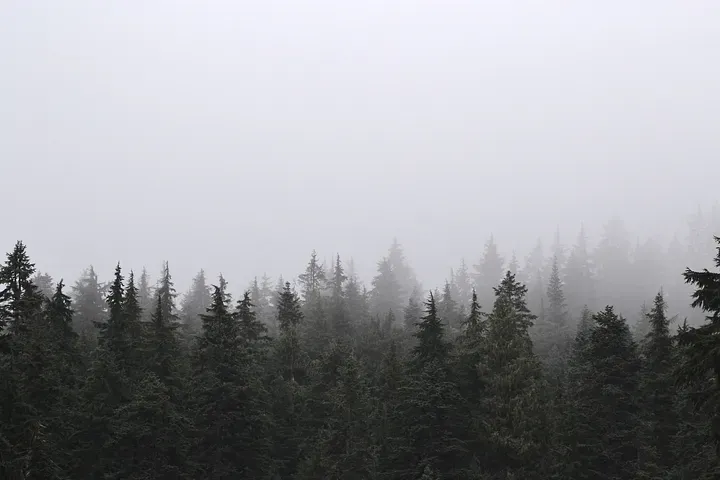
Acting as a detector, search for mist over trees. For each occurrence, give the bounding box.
[1,206,720,478]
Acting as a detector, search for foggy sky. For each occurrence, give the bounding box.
[2,1,719,293]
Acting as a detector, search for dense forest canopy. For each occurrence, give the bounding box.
[1,207,720,479]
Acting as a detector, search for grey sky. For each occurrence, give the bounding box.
[2,1,719,292]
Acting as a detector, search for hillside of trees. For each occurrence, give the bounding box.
[1,209,720,479]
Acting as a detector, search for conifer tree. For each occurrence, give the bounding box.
[298,250,326,305]
[137,266,154,319]
[452,259,473,311]
[371,257,403,323]
[328,254,352,339]
[32,272,54,299]
[637,291,678,475]
[480,272,547,478]
[0,241,42,333]
[564,225,595,321]
[191,278,271,478]
[180,269,211,334]
[676,235,720,456]
[438,280,461,335]
[71,265,107,339]
[533,257,571,375]
[472,235,504,309]
[563,306,641,478]
[453,290,488,465]
[404,293,465,478]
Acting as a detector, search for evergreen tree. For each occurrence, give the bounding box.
[71,265,107,339]
[564,225,595,321]
[328,254,352,339]
[371,257,403,322]
[533,257,571,375]
[137,267,154,319]
[480,272,547,478]
[676,236,720,456]
[404,293,465,478]
[563,306,641,479]
[453,290,488,467]
[32,272,54,299]
[180,269,211,335]
[472,235,504,309]
[452,259,473,312]
[192,278,271,478]
[0,241,42,333]
[637,291,678,475]
[438,280,461,336]
[298,250,326,306]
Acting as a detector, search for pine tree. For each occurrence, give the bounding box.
[533,257,571,375]
[563,306,641,478]
[403,291,423,332]
[522,238,545,322]
[298,250,326,305]
[250,274,276,334]
[180,269,211,335]
[0,241,42,334]
[453,290,489,467]
[0,243,67,478]
[71,265,107,339]
[191,278,272,478]
[637,291,678,475]
[276,281,304,382]
[137,267,154,319]
[452,259,473,312]
[438,280,461,336]
[371,257,403,323]
[32,272,54,300]
[675,235,720,457]
[472,235,504,309]
[387,238,419,307]
[404,293,465,478]
[122,271,145,379]
[480,272,547,478]
[328,254,352,340]
[410,293,449,372]
[564,225,595,321]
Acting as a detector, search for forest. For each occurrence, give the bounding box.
[1,207,720,479]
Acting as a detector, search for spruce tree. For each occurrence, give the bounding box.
[533,257,571,376]
[563,306,641,478]
[71,265,107,339]
[480,272,547,478]
[403,293,465,478]
[676,236,720,456]
[180,269,211,335]
[371,257,403,323]
[637,291,678,475]
[472,235,504,309]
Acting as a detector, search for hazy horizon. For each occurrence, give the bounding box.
[3,1,720,292]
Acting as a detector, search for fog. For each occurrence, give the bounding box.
[2,1,720,291]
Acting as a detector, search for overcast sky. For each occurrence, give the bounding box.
[2,1,719,292]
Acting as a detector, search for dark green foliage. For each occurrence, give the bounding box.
[562,306,642,479]
[4,228,720,479]
[410,293,450,372]
[676,236,720,459]
[191,279,272,478]
[637,291,679,475]
[480,273,548,478]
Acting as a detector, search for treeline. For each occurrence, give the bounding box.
[1,231,720,477]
